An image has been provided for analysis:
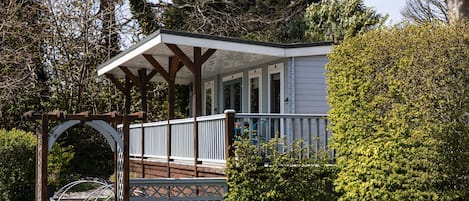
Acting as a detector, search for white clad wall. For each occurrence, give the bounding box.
[290,56,329,114]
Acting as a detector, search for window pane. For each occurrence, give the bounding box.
[250,77,259,113]
[270,73,280,113]
[205,88,212,115]
[223,83,231,111]
[234,79,242,112]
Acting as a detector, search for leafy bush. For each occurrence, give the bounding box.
[0,129,36,201]
[0,129,76,200]
[225,139,337,201]
[327,22,468,200]
[49,143,75,187]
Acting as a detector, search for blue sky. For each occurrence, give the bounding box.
[363,0,408,24]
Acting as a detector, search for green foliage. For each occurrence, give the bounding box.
[305,0,382,43]
[225,138,337,201]
[48,143,75,187]
[327,22,468,200]
[0,129,77,200]
[0,129,36,201]
[161,0,315,43]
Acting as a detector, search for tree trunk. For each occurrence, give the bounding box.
[446,0,469,23]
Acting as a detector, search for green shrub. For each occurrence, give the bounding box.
[0,129,76,200]
[0,129,36,201]
[327,22,468,200]
[225,139,337,201]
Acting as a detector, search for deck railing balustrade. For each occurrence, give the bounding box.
[127,112,332,165]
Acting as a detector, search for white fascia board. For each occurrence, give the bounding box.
[285,45,332,57]
[97,35,162,76]
[161,34,285,57]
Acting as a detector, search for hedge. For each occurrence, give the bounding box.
[225,139,337,201]
[327,22,468,200]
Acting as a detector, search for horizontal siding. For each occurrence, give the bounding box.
[293,56,329,114]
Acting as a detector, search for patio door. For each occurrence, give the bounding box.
[268,63,284,139]
[248,68,262,113]
[268,63,284,113]
[223,73,243,112]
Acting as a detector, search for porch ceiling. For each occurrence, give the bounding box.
[97,29,332,84]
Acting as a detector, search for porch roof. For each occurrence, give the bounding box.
[97,29,332,84]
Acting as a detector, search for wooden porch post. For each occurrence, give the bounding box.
[193,47,202,177]
[123,76,131,201]
[164,44,216,177]
[225,110,236,160]
[167,56,178,177]
[143,54,184,178]
[138,69,148,178]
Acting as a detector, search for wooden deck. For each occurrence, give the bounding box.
[127,112,330,178]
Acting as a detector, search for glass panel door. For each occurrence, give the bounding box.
[250,77,260,113]
[268,63,284,140]
[223,78,242,112]
[270,73,281,113]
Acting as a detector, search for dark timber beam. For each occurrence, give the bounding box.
[165,44,217,177]
[105,74,125,93]
[201,48,217,64]
[123,76,131,201]
[143,54,170,82]
[145,70,158,83]
[138,69,148,178]
[119,66,142,87]
[165,44,195,73]
[167,56,179,177]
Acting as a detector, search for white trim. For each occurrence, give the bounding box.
[268,63,285,114]
[248,68,262,113]
[284,46,332,57]
[203,80,215,115]
[222,72,243,82]
[97,31,332,77]
[162,34,285,57]
[97,35,162,75]
[196,114,226,121]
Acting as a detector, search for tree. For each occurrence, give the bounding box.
[304,0,382,43]
[129,0,318,42]
[327,22,468,200]
[401,0,448,23]
[0,129,36,201]
[445,0,469,23]
[0,0,49,130]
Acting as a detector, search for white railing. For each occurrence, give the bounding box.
[197,114,226,163]
[143,122,167,158]
[129,124,142,157]
[170,118,194,161]
[128,114,227,163]
[234,113,332,157]
[130,177,227,201]
[128,112,332,165]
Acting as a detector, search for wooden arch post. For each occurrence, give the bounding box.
[24,111,143,201]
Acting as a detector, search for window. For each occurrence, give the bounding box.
[268,63,284,114]
[249,68,262,113]
[268,63,284,139]
[223,73,243,112]
[204,80,215,115]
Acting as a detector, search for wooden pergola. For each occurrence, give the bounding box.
[24,110,144,201]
